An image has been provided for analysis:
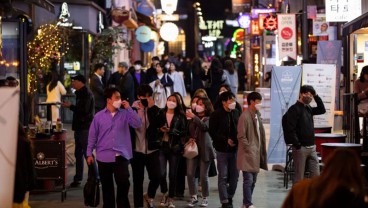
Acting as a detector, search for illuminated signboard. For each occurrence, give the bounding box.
[199,20,225,38]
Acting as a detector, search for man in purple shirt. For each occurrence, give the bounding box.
[87,87,142,208]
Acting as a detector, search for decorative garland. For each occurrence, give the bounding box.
[27,23,70,93]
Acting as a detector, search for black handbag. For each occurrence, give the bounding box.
[84,164,100,207]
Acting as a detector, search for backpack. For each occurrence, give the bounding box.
[282,110,294,145]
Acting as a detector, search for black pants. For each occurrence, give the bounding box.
[97,156,130,208]
[175,155,186,196]
[131,151,161,207]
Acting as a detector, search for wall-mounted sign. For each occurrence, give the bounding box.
[233,28,245,44]
[263,15,277,31]
[277,14,297,60]
[160,22,179,42]
[326,0,361,22]
[199,20,224,38]
[57,2,73,27]
[251,8,276,19]
[232,0,251,13]
[251,20,259,35]
[135,26,152,43]
[237,14,251,29]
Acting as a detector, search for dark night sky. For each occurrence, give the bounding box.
[199,0,232,20]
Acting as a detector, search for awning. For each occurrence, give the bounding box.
[342,12,368,36]
[23,0,55,13]
[136,11,157,31]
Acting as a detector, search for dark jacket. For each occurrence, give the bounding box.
[90,73,105,112]
[131,71,147,99]
[119,72,135,105]
[130,105,161,151]
[107,71,121,88]
[209,106,241,153]
[70,85,95,131]
[146,67,156,84]
[285,95,326,146]
[156,109,187,154]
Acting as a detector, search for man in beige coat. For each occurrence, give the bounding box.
[237,91,268,208]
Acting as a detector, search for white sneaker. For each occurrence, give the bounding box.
[199,197,208,207]
[159,193,167,206]
[167,198,175,208]
[187,196,198,207]
[143,193,154,208]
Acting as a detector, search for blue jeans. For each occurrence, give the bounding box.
[216,151,239,204]
[186,157,211,197]
[74,130,98,181]
[242,171,257,207]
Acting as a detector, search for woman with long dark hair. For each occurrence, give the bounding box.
[206,58,229,103]
[156,94,187,208]
[46,71,66,122]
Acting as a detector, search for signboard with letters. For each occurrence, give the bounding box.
[277,14,297,60]
[326,0,361,22]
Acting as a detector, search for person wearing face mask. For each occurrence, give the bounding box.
[86,87,142,208]
[214,84,242,112]
[285,85,326,184]
[131,60,147,100]
[185,97,216,207]
[209,91,241,208]
[237,92,268,208]
[156,94,187,208]
[130,84,161,208]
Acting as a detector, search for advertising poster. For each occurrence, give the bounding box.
[277,14,297,60]
[302,64,336,128]
[313,14,329,36]
[0,88,19,208]
[316,40,342,110]
[268,66,302,164]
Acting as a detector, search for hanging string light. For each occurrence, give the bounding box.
[27,23,70,93]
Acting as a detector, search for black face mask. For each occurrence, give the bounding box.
[140,99,148,107]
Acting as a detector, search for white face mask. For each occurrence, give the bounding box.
[191,103,197,111]
[112,99,122,109]
[166,101,177,109]
[255,103,262,111]
[195,105,205,113]
[219,90,226,95]
[165,64,170,69]
[228,102,236,110]
[134,64,141,71]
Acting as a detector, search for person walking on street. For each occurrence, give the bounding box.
[87,87,142,208]
[284,85,326,184]
[61,74,96,187]
[90,63,106,113]
[130,84,161,208]
[237,92,268,208]
[209,91,241,208]
[156,94,187,208]
[186,97,216,207]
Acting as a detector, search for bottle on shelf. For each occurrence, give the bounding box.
[56,118,63,132]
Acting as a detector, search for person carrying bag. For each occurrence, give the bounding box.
[84,164,100,207]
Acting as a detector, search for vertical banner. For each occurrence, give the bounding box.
[0,88,19,208]
[277,14,297,60]
[317,40,342,110]
[268,66,301,163]
[302,64,336,128]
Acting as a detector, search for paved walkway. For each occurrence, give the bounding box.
[28,122,290,208]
